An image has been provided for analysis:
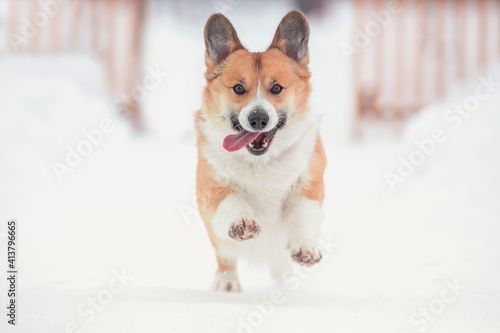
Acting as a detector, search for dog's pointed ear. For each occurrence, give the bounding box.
[269,11,309,64]
[204,14,244,65]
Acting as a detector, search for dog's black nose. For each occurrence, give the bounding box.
[248,109,269,131]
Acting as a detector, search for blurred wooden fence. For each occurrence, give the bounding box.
[352,0,500,138]
[7,0,148,131]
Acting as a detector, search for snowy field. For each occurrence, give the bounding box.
[1,1,500,332]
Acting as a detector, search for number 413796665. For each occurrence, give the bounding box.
[7,220,16,270]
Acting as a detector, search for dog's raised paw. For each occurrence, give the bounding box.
[228,217,261,241]
[291,245,322,267]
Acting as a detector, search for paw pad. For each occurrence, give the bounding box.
[228,218,261,241]
[291,246,322,267]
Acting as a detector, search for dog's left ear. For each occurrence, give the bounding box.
[270,11,310,65]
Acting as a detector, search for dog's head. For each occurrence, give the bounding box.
[200,11,312,158]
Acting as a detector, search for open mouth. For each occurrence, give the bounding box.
[246,129,277,156]
[223,114,286,156]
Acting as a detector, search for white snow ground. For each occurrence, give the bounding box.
[1,1,499,332]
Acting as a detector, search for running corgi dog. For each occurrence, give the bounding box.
[195,11,326,292]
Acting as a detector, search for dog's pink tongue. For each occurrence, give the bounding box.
[223,130,260,152]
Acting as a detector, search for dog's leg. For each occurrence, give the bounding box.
[197,152,259,292]
[286,136,326,267]
[286,196,324,267]
[213,255,241,292]
[208,195,259,292]
[198,189,257,292]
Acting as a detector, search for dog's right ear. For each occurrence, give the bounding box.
[204,14,244,66]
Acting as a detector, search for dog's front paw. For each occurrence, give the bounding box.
[228,217,261,241]
[291,245,322,267]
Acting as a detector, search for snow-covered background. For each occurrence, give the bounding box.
[0,0,499,332]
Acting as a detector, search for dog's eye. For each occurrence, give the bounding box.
[233,84,246,95]
[271,84,283,95]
